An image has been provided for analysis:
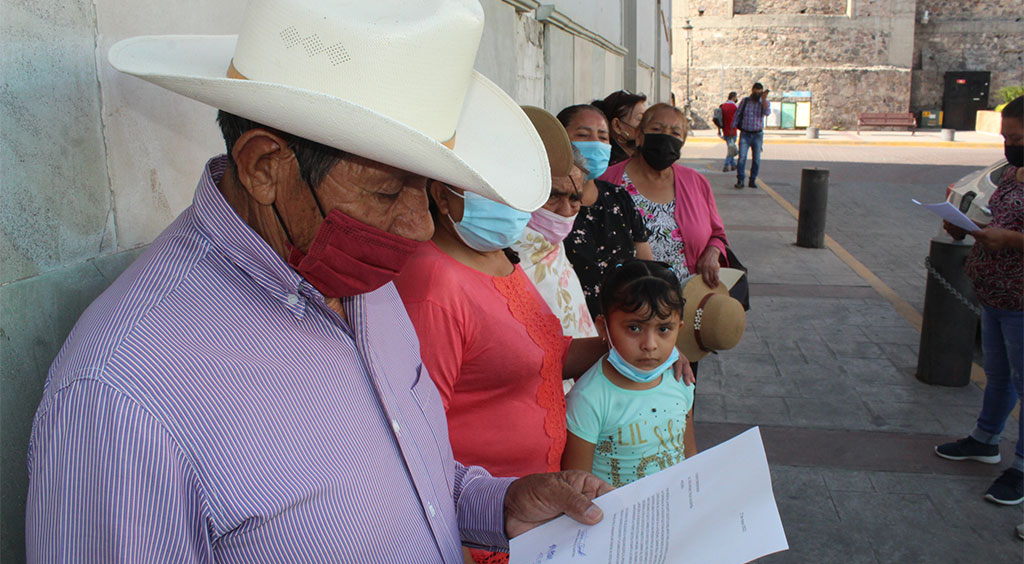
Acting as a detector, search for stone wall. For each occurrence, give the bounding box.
[734,0,847,15]
[910,0,1024,112]
[681,67,910,129]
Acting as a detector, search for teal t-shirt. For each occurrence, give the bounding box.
[565,355,695,487]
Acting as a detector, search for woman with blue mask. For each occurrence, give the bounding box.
[396,172,660,564]
[557,104,655,320]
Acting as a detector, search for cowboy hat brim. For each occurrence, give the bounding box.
[108,35,549,212]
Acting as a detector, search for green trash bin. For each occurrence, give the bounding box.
[920,110,941,128]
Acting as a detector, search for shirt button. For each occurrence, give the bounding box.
[428,503,436,517]
[392,419,401,435]
[286,294,300,305]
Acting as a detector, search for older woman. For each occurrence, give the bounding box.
[558,103,653,318]
[600,103,728,288]
[593,90,648,165]
[512,145,598,338]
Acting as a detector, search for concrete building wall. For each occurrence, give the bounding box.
[0,1,669,559]
[672,0,1022,130]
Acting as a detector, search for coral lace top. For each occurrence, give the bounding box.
[395,242,571,479]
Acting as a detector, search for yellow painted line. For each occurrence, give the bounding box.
[754,177,990,389]
[688,137,1001,149]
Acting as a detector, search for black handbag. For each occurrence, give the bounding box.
[724,246,751,311]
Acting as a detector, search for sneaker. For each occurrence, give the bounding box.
[723,166,730,172]
[733,181,744,189]
[730,164,737,171]
[985,468,1023,505]
[935,436,1001,464]
[748,178,758,188]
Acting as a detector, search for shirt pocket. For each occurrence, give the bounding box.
[409,363,455,498]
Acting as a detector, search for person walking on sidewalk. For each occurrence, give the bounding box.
[732,82,771,189]
[715,91,739,172]
[934,96,1024,508]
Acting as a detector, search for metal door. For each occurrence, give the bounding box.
[942,71,990,130]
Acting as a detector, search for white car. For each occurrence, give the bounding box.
[945,159,1010,226]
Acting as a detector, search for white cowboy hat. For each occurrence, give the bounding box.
[677,268,747,361]
[107,0,549,212]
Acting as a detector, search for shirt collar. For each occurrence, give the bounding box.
[191,155,321,317]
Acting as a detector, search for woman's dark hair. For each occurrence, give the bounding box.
[1002,96,1023,119]
[556,104,607,129]
[599,260,685,321]
[593,90,648,125]
[217,110,344,190]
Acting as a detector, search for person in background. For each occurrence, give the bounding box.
[557,103,654,320]
[716,91,739,172]
[935,96,1024,514]
[511,106,598,338]
[593,90,648,166]
[732,82,772,189]
[562,260,695,487]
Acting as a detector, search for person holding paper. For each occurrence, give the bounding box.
[562,260,696,487]
[935,96,1024,508]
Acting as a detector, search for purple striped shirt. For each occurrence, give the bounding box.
[732,96,772,132]
[26,156,513,563]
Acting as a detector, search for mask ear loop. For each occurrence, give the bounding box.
[272,141,328,248]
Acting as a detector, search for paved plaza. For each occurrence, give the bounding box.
[682,130,1021,562]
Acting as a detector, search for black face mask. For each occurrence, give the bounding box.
[639,133,684,171]
[1005,144,1024,168]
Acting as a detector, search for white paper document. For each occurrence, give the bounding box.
[509,427,788,564]
[911,199,980,232]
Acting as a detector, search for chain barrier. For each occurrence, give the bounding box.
[924,256,982,317]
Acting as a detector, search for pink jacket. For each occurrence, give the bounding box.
[600,159,729,271]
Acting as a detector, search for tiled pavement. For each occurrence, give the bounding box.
[683,150,1022,563]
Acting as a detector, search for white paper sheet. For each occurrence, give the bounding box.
[509,427,788,564]
[911,199,980,232]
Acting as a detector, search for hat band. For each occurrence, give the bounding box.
[693,292,714,353]
[225,60,457,150]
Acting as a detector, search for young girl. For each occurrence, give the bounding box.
[562,260,696,487]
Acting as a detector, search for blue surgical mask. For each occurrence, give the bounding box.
[572,141,611,181]
[604,321,680,383]
[447,187,531,252]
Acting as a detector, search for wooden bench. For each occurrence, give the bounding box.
[857,112,917,135]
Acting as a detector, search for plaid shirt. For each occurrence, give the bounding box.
[732,96,771,132]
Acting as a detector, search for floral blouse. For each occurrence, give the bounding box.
[964,165,1023,310]
[564,180,652,318]
[512,226,598,338]
[623,171,691,281]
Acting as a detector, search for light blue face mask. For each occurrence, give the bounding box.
[605,321,680,383]
[572,141,612,181]
[447,187,531,252]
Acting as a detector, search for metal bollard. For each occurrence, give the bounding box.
[805,126,819,139]
[796,168,829,248]
[941,128,956,142]
[916,236,979,387]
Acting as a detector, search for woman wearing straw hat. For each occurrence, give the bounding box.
[26,2,613,562]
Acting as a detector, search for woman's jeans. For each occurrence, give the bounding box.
[736,130,764,182]
[970,304,1024,471]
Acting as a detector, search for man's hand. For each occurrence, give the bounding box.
[504,471,613,538]
[695,246,722,287]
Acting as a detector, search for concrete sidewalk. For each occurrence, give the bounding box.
[686,157,1022,562]
[687,127,1003,149]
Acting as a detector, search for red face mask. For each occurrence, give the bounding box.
[287,209,422,298]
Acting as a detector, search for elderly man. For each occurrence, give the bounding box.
[24,1,609,562]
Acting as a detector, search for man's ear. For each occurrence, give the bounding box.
[230,129,295,206]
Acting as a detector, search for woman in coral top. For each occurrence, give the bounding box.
[395,179,610,564]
